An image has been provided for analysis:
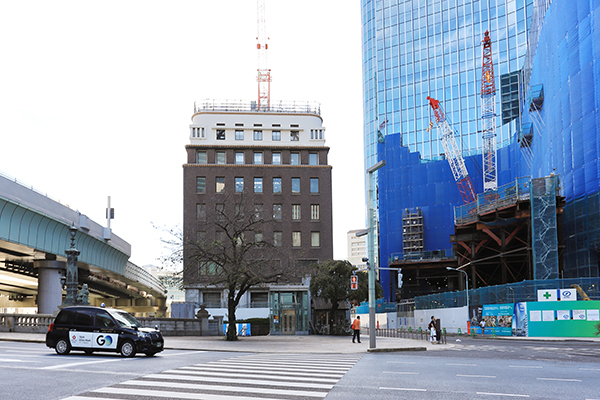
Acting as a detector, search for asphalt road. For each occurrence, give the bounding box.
[2,338,600,400]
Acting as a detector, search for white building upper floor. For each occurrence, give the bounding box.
[189,99,326,147]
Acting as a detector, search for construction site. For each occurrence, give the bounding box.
[370,1,600,309]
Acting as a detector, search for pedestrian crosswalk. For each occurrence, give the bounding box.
[61,353,362,400]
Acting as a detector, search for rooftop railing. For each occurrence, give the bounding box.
[194,99,321,116]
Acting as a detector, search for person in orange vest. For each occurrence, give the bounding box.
[351,316,361,343]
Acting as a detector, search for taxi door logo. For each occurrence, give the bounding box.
[96,335,113,347]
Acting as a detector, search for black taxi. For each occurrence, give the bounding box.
[46,306,164,357]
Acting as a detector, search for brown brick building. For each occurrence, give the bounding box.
[182,100,333,334]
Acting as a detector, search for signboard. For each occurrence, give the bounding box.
[526,300,600,337]
[223,323,251,336]
[537,289,577,301]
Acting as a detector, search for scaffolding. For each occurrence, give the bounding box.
[531,175,560,280]
[402,208,424,253]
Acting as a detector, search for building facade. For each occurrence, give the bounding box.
[347,229,368,266]
[361,0,600,302]
[182,100,333,334]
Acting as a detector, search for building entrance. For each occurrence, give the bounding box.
[282,309,295,334]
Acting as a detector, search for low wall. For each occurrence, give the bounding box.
[0,313,223,336]
[0,314,54,333]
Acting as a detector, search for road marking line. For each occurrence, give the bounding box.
[580,368,600,371]
[96,387,291,400]
[160,351,205,357]
[457,374,496,378]
[383,371,419,375]
[477,392,530,397]
[537,378,582,382]
[41,359,124,369]
[162,369,338,383]
[386,361,416,364]
[142,373,334,389]
[446,363,477,366]
[380,387,426,392]
[508,365,543,368]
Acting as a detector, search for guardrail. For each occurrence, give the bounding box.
[375,327,447,344]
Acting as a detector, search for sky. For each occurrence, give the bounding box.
[0,1,365,269]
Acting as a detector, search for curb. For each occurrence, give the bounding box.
[367,346,427,353]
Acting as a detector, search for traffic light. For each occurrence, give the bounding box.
[350,274,358,290]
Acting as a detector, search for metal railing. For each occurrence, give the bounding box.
[194,99,321,116]
[375,327,447,344]
[0,314,54,333]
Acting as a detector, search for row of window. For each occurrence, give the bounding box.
[197,229,321,248]
[196,203,320,221]
[197,176,320,194]
[190,127,325,141]
[196,150,320,166]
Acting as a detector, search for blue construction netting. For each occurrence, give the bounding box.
[415,277,600,310]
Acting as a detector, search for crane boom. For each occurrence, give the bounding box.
[256,0,271,110]
[427,96,477,204]
[481,30,497,192]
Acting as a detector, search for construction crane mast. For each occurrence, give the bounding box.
[481,30,497,192]
[427,96,477,204]
[256,0,271,110]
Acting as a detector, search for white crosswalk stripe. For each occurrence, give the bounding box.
[61,353,362,400]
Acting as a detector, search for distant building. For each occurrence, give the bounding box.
[182,100,333,334]
[347,229,367,267]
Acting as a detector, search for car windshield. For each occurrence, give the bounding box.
[110,310,140,329]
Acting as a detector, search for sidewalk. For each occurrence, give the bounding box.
[0,331,444,353]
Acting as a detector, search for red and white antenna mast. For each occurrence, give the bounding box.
[481,30,497,192]
[256,0,271,111]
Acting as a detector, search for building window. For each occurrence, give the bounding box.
[309,153,318,165]
[274,231,282,247]
[290,131,300,141]
[216,151,226,164]
[215,230,226,242]
[254,177,263,193]
[196,203,206,220]
[292,231,301,247]
[272,130,281,141]
[310,204,320,220]
[255,232,263,243]
[235,177,244,193]
[292,204,301,220]
[254,152,263,164]
[196,177,206,194]
[197,151,207,164]
[311,232,320,247]
[273,177,282,193]
[290,152,300,165]
[203,292,221,307]
[216,130,225,140]
[254,130,263,141]
[272,152,281,165]
[310,178,319,193]
[196,231,206,242]
[216,177,225,193]
[291,178,300,193]
[235,130,244,140]
[273,204,282,220]
[254,204,263,220]
[235,152,245,164]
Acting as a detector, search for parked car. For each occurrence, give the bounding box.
[46,306,164,357]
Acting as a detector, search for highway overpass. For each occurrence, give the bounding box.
[0,173,166,316]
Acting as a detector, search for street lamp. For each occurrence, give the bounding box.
[63,225,80,306]
[364,159,386,350]
[447,267,469,325]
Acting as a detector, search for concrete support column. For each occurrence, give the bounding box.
[34,260,66,315]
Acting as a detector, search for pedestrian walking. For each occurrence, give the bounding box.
[351,316,361,343]
[480,319,486,334]
[428,316,437,344]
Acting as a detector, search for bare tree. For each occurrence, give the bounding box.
[183,193,297,341]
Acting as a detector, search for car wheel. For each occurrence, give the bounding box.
[144,351,156,357]
[55,338,71,355]
[120,340,136,358]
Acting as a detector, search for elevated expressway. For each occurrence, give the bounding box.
[0,174,166,315]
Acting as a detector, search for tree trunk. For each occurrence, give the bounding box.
[328,304,339,335]
[226,295,238,341]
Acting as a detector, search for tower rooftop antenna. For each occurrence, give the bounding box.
[256,0,271,111]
